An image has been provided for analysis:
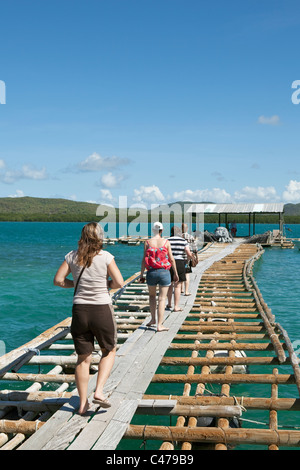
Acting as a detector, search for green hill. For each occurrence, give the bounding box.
[0,197,300,223]
[283,203,300,216]
[0,197,100,222]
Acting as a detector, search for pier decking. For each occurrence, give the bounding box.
[1,241,300,450]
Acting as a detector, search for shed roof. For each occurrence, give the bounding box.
[187,203,284,214]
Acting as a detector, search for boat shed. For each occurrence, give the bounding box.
[186,202,285,236]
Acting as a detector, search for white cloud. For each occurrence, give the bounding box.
[171,185,282,204]
[77,152,130,172]
[133,185,165,204]
[257,115,280,125]
[8,189,25,198]
[1,170,20,184]
[234,186,279,202]
[0,164,48,184]
[283,180,300,202]
[22,165,47,180]
[0,159,5,169]
[172,188,232,203]
[99,189,115,203]
[100,172,124,189]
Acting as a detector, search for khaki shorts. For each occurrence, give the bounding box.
[71,303,117,355]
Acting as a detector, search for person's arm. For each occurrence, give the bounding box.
[107,258,124,289]
[167,241,179,283]
[185,245,193,259]
[140,243,147,282]
[53,261,74,288]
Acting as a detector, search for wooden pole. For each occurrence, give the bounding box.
[169,342,279,351]
[143,395,300,411]
[0,318,71,377]
[136,402,242,418]
[1,373,75,383]
[151,373,295,385]
[276,323,300,396]
[0,420,44,435]
[124,425,300,447]
[161,356,288,366]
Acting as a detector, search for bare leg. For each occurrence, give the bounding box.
[94,347,116,401]
[147,285,157,326]
[157,285,169,332]
[173,282,183,311]
[167,283,173,308]
[75,353,92,414]
[185,273,191,295]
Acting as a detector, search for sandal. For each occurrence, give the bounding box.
[92,397,111,408]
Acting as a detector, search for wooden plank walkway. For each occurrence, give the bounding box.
[17,241,241,450]
[1,239,299,450]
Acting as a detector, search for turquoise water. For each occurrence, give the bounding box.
[0,222,144,354]
[0,222,300,450]
[1,221,299,353]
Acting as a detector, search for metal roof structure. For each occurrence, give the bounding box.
[187,203,284,214]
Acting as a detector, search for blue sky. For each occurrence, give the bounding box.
[1,0,300,208]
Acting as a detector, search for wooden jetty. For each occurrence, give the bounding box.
[1,241,300,450]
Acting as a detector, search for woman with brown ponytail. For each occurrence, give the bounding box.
[54,222,124,415]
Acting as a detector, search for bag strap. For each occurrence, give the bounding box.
[73,265,86,297]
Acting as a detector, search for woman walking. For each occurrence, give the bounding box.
[181,223,198,296]
[140,222,178,332]
[167,226,193,311]
[54,222,124,415]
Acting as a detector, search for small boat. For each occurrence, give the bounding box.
[291,239,300,250]
[128,239,140,246]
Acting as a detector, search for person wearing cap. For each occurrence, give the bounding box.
[54,222,124,415]
[140,221,178,332]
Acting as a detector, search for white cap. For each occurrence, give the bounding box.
[152,221,163,234]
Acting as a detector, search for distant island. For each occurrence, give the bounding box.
[0,196,300,223]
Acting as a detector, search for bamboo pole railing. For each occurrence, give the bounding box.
[120,243,300,451]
